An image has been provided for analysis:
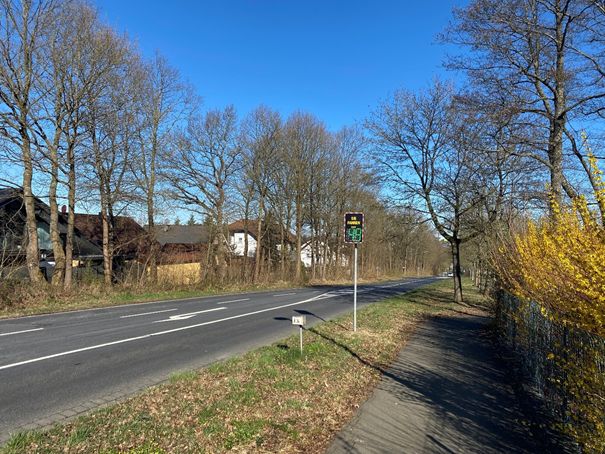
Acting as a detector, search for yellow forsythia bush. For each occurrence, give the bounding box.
[494,158,605,452]
[498,198,605,337]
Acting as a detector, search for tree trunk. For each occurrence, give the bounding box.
[22,138,43,283]
[549,7,566,215]
[451,238,463,303]
[310,238,316,280]
[321,239,329,280]
[64,142,76,289]
[243,201,250,281]
[49,132,66,286]
[147,195,157,283]
[147,128,158,282]
[548,119,565,215]
[101,206,112,287]
[295,200,302,281]
[99,173,113,287]
[279,220,285,281]
[243,221,249,280]
[335,232,341,270]
[215,195,228,282]
[254,199,263,283]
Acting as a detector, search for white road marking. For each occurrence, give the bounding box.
[216,298,250,305]
[376,279,422,289]
[331,289,370,295]
[312,293,337,300]
[120,309,177,319]
[0,292,335,371]
[154,307,226,322]
[0,280,424,322]
[0,328,44,337]
[273,292,297,297]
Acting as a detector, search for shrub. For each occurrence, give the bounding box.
[493,177,605,452]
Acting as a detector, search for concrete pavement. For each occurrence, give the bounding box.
[327,313,540,454]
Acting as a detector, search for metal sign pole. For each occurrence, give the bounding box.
[354,242,358,332]
[344,212,363,333]
[299,326,303,354]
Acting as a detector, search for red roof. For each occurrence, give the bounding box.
[228,219,259,238]
[74,214,151,258]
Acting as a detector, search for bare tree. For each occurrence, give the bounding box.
[131,52,194,282]
[167,106,241,282]
[444,0,605,214]
[34,2,67,286]
[367,81,504,302]
[270,147,295,280]
[81,36,134,286]
[240,106,281,282]
[37,1,110,287]
[0,0,57,283]
[320,126,368,278]
[282,112,327,281]
[59,4,124,289]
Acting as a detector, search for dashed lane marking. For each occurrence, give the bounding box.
[120,309,177,319]
[0,328,44,337]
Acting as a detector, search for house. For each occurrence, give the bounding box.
[228,220,258,257]
[150,224,209,264]
[74,214,151,262]
[228,219,297,259]
[300,240,349,269]
[143,224,210,284]
[0,187,103,280]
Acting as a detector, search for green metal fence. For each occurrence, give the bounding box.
[495,292,605,453]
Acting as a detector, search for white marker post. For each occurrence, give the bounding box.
[292,315,306,354]
[344,212,364,332]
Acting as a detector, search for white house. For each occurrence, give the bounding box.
[229,220,348,268]
[228,220,257,257]
[230,230,257,257]
[300,240,349,268]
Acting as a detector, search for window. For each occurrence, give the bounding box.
[36,222,52,251]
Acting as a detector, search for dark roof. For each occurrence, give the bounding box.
[74,214,149,258]
[0,188,17,205]
[151,224,209,245]
[0,187,20,207]
[0,187,103,258]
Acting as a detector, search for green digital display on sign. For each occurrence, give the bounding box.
[344,212,364,243]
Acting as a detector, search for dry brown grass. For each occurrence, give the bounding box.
[0,279,303,319]
[0,271,421,320]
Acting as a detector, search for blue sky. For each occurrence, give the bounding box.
[95,1,466,131]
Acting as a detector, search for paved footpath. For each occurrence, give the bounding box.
[327,313,540,454]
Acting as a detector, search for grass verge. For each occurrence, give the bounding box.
[0,280,301,319]
[2,279,489,453]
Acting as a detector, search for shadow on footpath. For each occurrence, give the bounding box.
[324,315,548,454]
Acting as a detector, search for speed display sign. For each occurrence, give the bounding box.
[344,212,363,243]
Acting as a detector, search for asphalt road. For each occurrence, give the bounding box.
[0,277,438,441]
